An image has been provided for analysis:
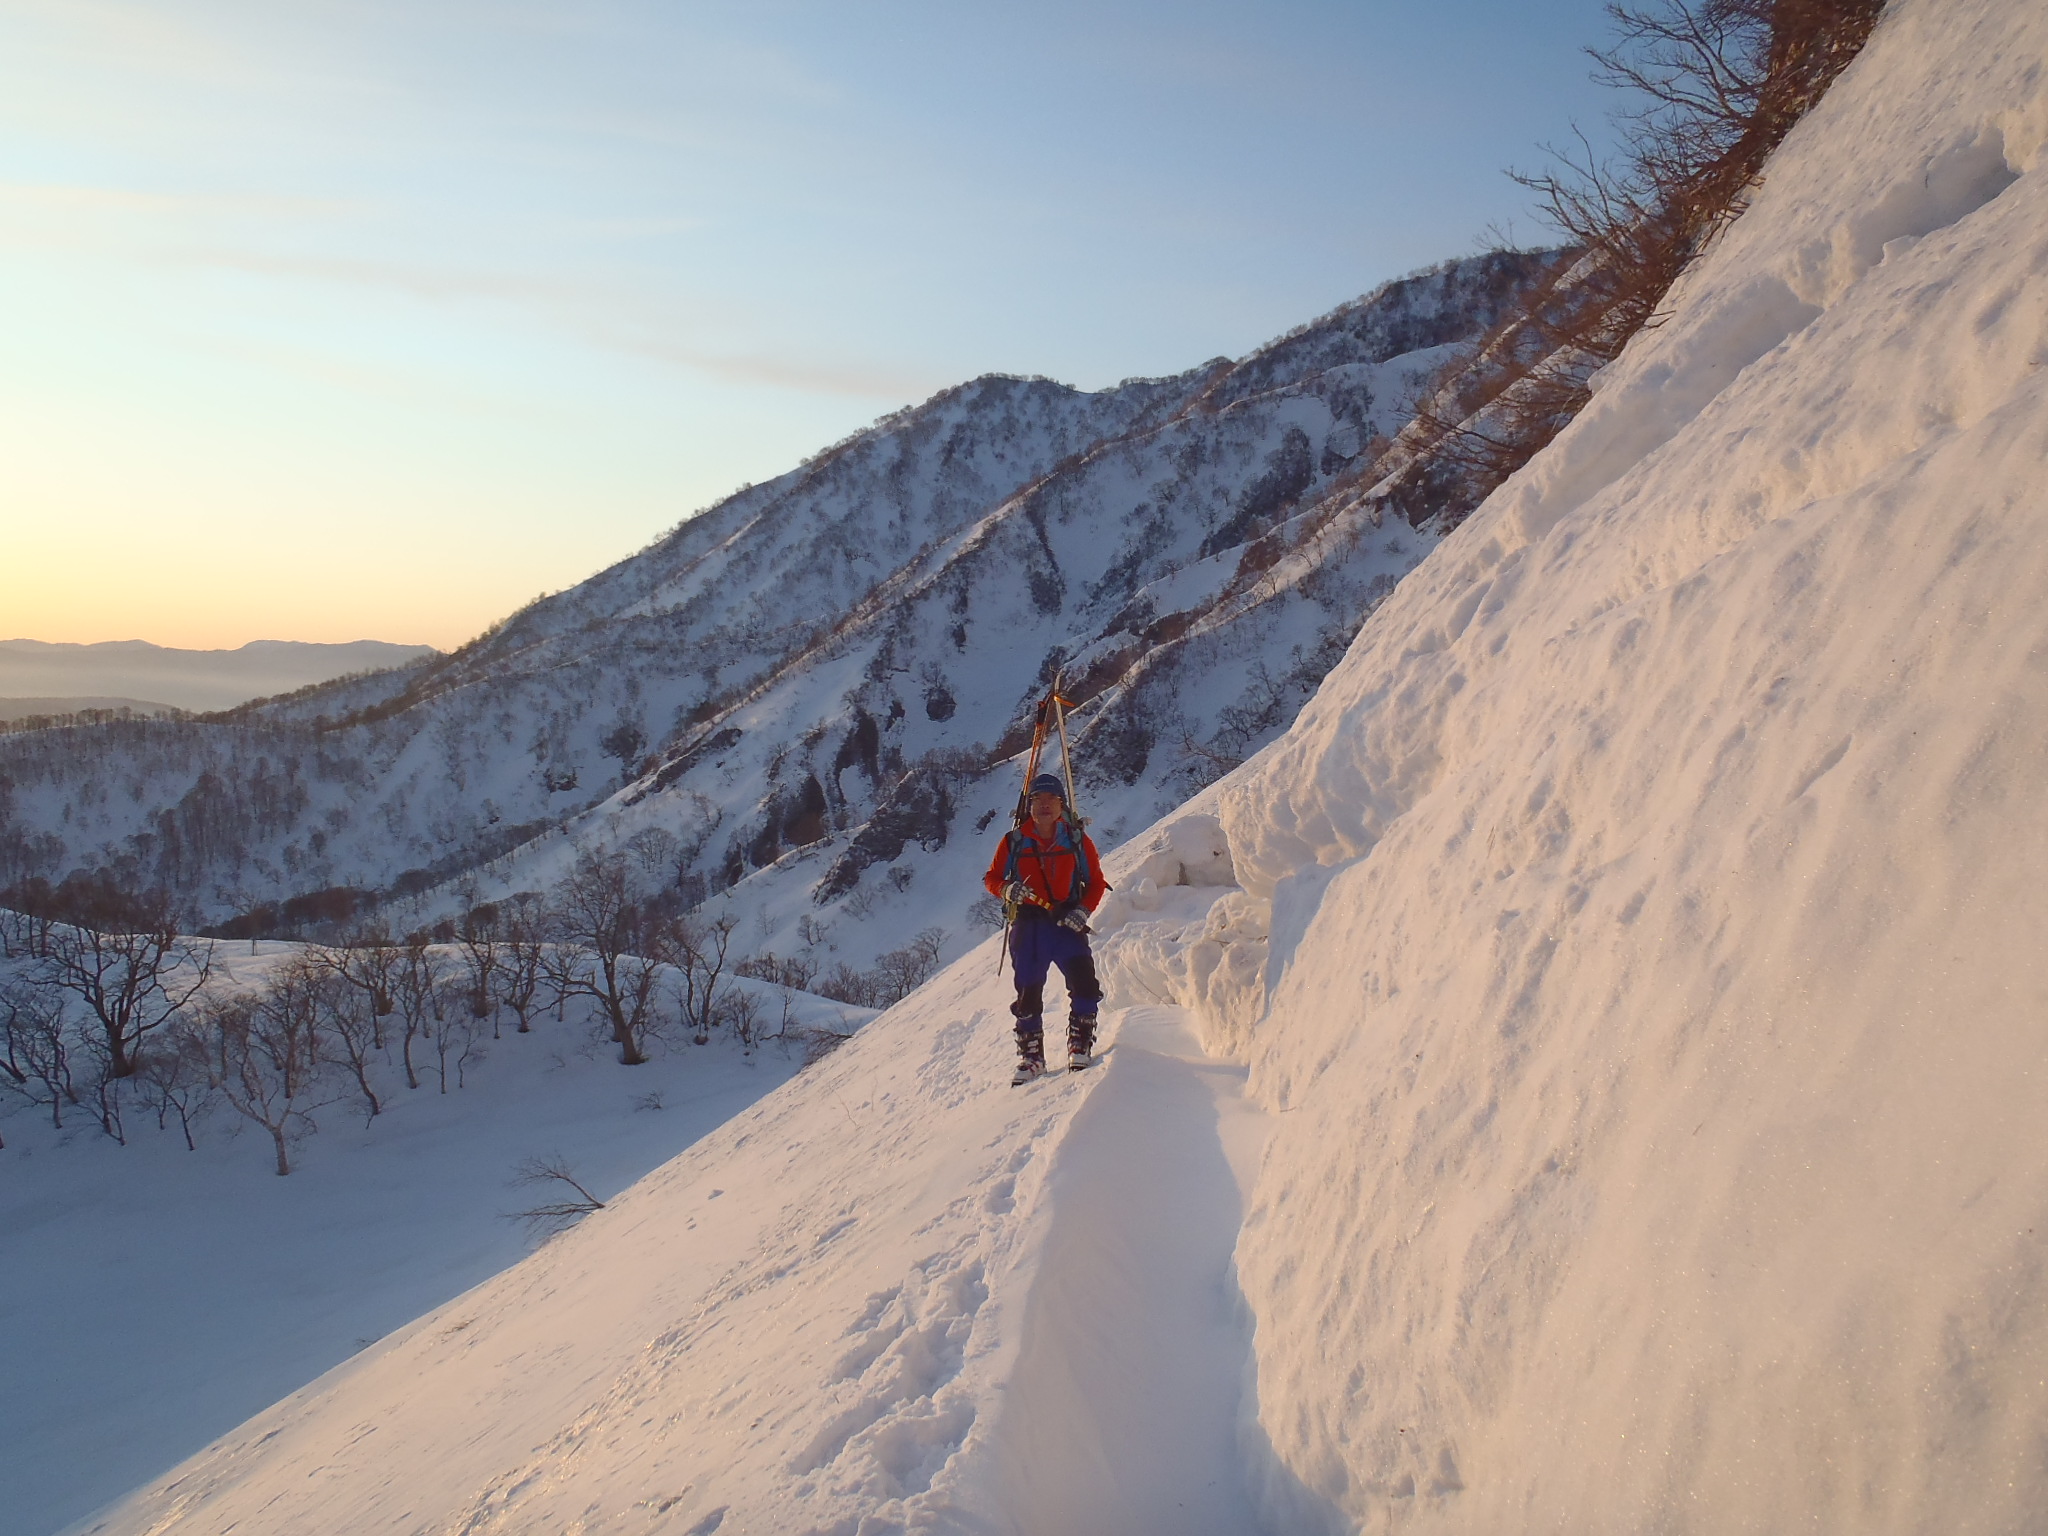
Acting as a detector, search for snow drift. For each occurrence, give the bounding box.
[1175,0,2048,1524]
[68,0,2048,1530]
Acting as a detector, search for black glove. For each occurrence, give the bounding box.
[1055,903,1091,934]
[1002,880,1034,906]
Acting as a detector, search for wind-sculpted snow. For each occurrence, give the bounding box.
[1107,2,2048,1527]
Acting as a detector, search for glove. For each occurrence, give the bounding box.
[1057,905,1091,934]
[1001,880,1035,907]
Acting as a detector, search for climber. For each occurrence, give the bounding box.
[985,772,1106,1082]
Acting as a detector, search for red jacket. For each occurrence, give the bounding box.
[985,819,1106,912]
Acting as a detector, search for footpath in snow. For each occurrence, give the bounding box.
[993,1006,1268,1536]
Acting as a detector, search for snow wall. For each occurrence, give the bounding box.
[70,0,2048,1531]
[1152,0,2048,1525]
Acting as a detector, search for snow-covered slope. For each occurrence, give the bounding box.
[1124,0,2048,1525]
[60,0,2048,1530]
[0,938,871,1536]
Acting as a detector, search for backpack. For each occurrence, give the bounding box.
[1000,819,1095,922]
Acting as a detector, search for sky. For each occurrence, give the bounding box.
[0,0,1624,652]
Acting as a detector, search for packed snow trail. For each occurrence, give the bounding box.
[993,1006,1269,1536]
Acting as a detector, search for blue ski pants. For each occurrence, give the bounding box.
[1007,915,1101,1037]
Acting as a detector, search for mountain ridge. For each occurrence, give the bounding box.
[0,251,1558,974]
[0,639,438,715]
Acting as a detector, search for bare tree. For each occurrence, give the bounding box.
[422,970,485,1094]
[453,903,502,1036]
[302,955,384,1123]
[76,1026,133,1145]
[872,927,947,1003]
[1405,0,1882,523]
[305,933,399,1050]
[549,851,662,1065]
[0,983,76,1133]
[0,898,56,962]
[389,933,442,1091]
[35,897,212,1081]
[207,977,334,1176]
[664,910,739,1047]
[498,895,548,1034]
[625,827,679,885]
[725,987,762,1052]
[736,950,820,991]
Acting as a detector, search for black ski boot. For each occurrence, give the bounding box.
[1010,1027,1047,1086]
[1067,1017,1097,1072]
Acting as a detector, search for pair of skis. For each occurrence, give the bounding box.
[996,672,1086,948]
[1014,670,1083,832]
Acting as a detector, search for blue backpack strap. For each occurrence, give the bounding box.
[1053,821,1092,904]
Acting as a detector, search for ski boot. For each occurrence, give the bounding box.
[1067,1017,1097,1073]
[1010,1027,1047,1086]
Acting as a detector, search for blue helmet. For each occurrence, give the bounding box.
[1028,773,1066,801]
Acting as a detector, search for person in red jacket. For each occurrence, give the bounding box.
[985,773,1106,1081]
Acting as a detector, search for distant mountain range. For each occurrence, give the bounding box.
[0,697,178,726]
[0,639,439,714]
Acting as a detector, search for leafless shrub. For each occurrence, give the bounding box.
[872,927,946,1002]
[0,983,76,1133]
[737,950,820,991]
[816,962,886,1010]
[784,1021,857,1068]
[505,1153,607,1237]
[1405,0,1882,524]
[721,988,763,1051]
[137,1015,216,1150]
[814,928,947,1012]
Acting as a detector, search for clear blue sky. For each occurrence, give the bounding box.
[0,0,1623,649]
